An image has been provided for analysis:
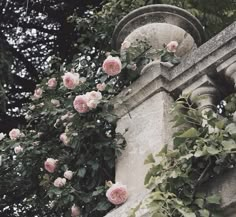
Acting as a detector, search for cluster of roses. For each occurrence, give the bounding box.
[34,69,128,210]
[101,40,179,77]
[3,39,183,215]
[33,71,105,114]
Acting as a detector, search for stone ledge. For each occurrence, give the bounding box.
[113,22,236,118]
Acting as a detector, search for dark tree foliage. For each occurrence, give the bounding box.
[0,0,104,132]
[0,0,235,131]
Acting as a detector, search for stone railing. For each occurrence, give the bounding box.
[105,4,236,217]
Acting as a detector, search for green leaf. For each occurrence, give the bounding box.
[199,209,210,217]
[206,194,221,205]
[222,139,236,151]
[206,146,220,155]
[178,128,198,138]
[215,119,226,129]
[96,200,111,211]
[194,198,204,208]
[177,208,196,217]
[225,123,236,136]
[144,153,155,164]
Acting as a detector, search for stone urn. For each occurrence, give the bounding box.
[112,4,205,58]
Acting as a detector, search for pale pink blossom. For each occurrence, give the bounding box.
[71,204,80,217]
[60,133,70,145]
[62,72,80,89]
[33,88,43,99]
[73,95,89,113]
[106,183,128,205]
[64,170,73,180]
[86,100,98,109]
[166,41,179,53]
[53,177,66,188]
[51,99,60,107]
[86,91,102,101]
[44,158,58,173]
[121,40,131,49]
[102,56,122,76]
[47,78,57,89]
[9,128,21,140]
[96,83,106,91]
[14,145,23,154]
[85,91,102,109]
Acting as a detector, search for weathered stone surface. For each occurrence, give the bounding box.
[112,61,170,118]
[115,90,174,195]
[169,21,236,93]
[202,168,236,217]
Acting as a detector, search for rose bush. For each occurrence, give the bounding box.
[0,0,183,216]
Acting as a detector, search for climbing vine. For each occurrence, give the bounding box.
[129,93,236,217]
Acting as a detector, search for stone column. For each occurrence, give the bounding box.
[111,4,205,196]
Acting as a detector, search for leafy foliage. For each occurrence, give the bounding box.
[129,94,236,217]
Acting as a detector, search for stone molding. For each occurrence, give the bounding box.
[113,21,236,118]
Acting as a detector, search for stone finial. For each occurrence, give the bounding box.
[112,4,205,58]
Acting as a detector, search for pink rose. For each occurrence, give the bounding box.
[9,128,21,140]
[64,170,73,180]
[73,95,89,113]
[166,41,179,53]
[44,158,58,173]
[71,204,80,217]
[60,133,70,145]
[62,72,80,89]
[85,91,102,109]
[51,99,60,107]
[14,145,23,154]
[121,40,131,49]
[102,56,122,76]
[47,78,57,89]
[33,88,43,99]
[96,83,106,91]
[53,177,66,188]
[106,183,128,205]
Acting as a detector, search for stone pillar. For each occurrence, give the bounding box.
[114,63,174,195]
[111,4,205,196]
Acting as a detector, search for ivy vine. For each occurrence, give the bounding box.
[129,93,236,217]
